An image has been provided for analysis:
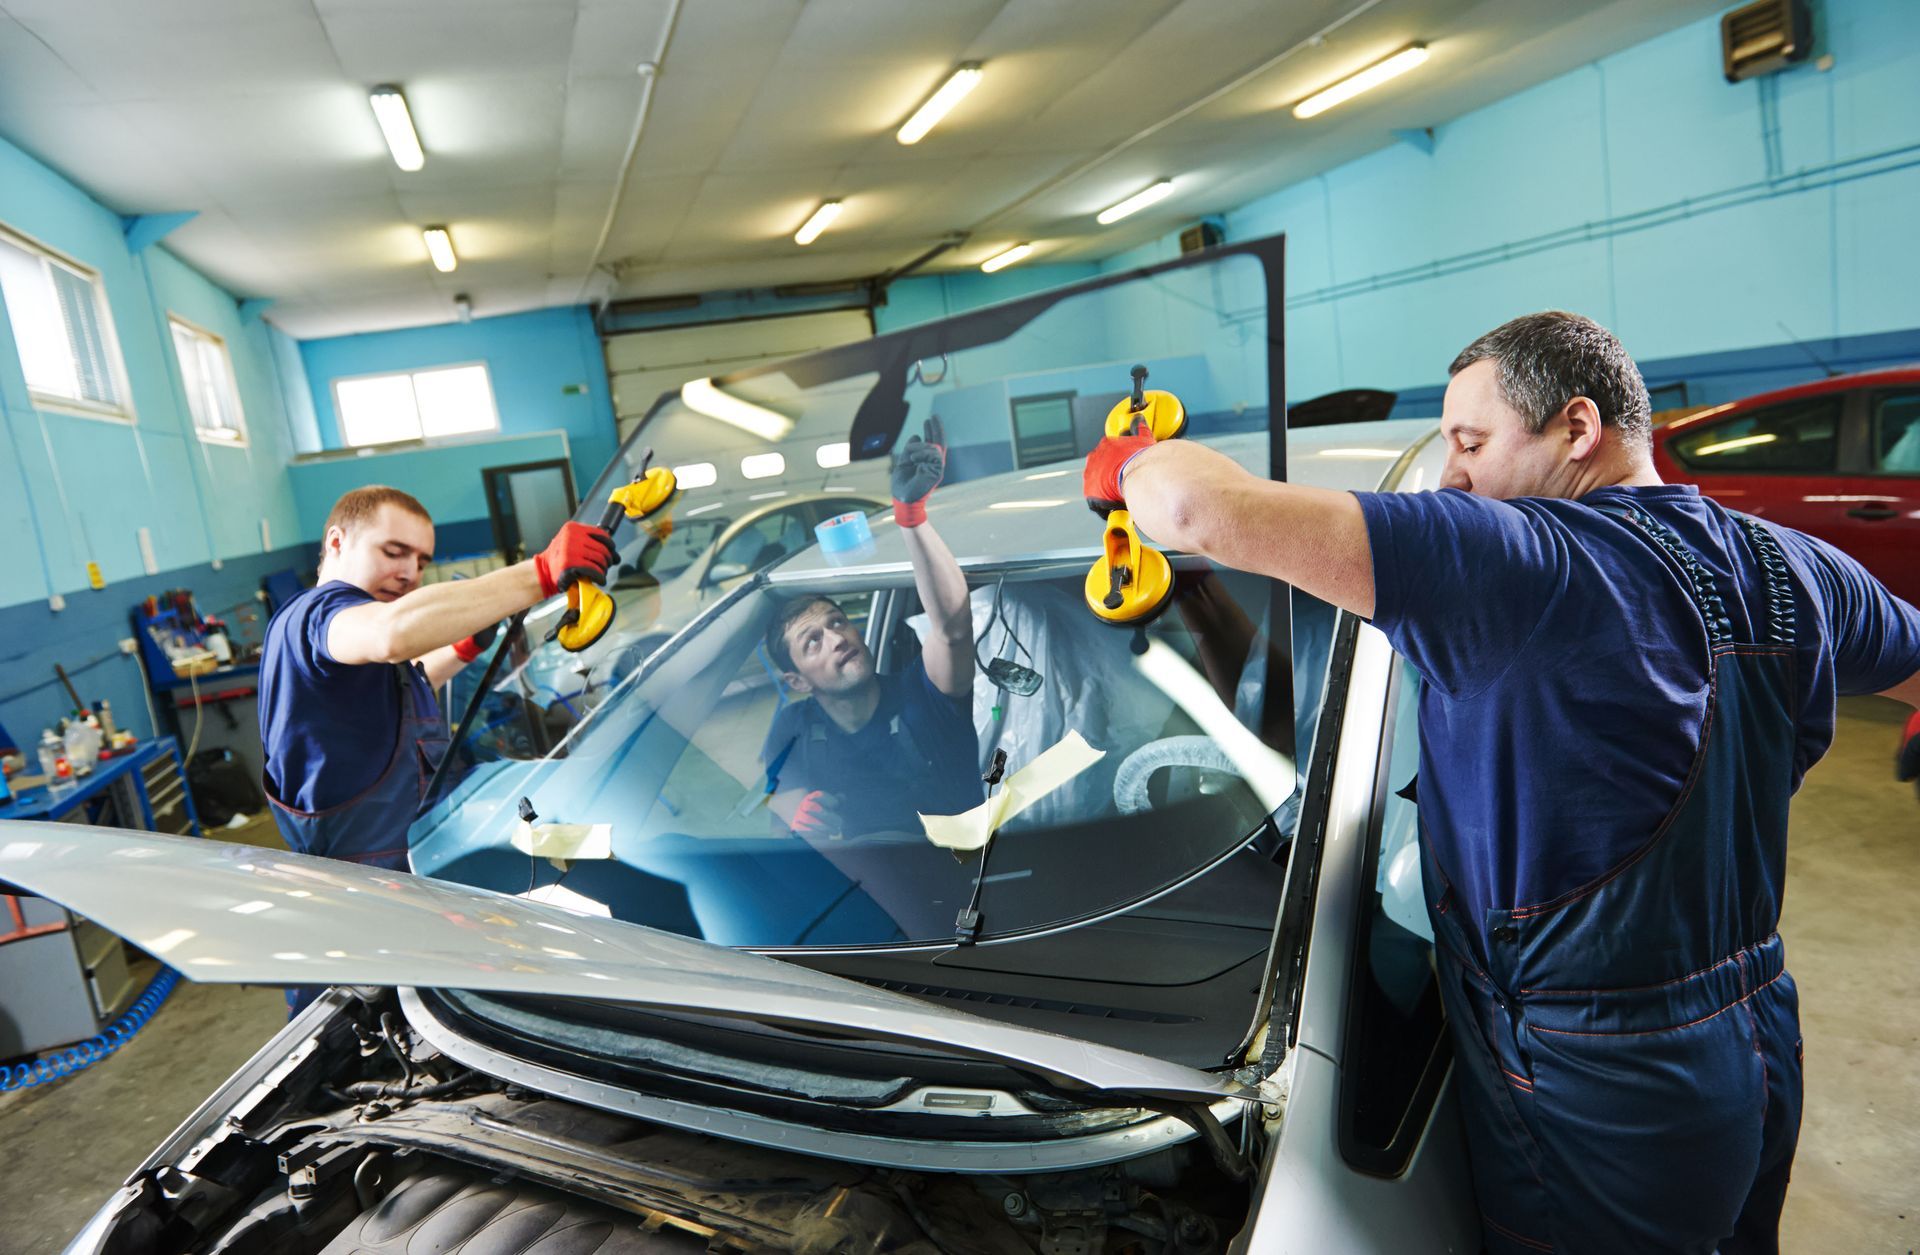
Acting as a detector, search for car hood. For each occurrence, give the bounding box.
[0,824,1265,1103]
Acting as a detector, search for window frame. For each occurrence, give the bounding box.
[166,313,249,447]
[1862,387,1920,478]
[1668,396,1844,476]
[1008,389,1079,469]
[0,221,137,424]
[329,360,501,449]
[1336,657,1453,1179]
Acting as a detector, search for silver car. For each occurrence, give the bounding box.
[1,239,1481,1253]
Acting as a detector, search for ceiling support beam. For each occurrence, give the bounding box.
[121,212,198,253]
[1391,127,1436,155]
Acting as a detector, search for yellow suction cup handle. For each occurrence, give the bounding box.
[1104,390,1186,441]
[555,581,616,652]
[610,466,677,521]
[1083,510,1174,626]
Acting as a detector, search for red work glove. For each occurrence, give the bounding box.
[790,789,841,837]
[891,417,947,528]
[452,619,499,663]
[1898,710,1920,799]
[533,521,617,598]
[1082,418,1158,517]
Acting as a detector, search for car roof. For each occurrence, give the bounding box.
[774,418,1440,580]
[1658,365,1920,439]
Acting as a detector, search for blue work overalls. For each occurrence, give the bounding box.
[1428,508,1803,1255]
[265,661,452,1015]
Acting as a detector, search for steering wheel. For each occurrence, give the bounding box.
[1112,736,1247,815]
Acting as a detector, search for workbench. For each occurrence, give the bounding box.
[0,737,203,1056]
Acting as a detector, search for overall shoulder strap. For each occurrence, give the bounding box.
[1602,503,1733,649]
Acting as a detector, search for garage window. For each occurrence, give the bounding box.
[0,224,132,420]
[168,316,247,444]
[1670,398,1839,472]
[333,363,498,448]
[1870,391,1920,474]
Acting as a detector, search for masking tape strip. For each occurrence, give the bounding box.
[920,730,1106,853]
[511,822,613,866]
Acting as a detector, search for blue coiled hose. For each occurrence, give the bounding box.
[0,964,181,1092]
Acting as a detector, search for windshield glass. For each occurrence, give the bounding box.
[418,238,1307,950]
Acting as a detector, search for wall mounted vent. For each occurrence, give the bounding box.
[1721,0,1812,82]
[1178,220,1224,255]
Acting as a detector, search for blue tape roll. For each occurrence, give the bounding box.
[814,511,874,558]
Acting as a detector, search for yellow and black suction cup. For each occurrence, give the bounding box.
[551,453,679,652]
[1084,509,1173,628]
[1104,364,1186,442]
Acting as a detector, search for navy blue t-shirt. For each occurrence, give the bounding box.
[259,581,403,812]
[760,655,982,837]
[1355,484,1920,926]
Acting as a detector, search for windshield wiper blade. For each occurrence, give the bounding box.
[952,749,1009,945]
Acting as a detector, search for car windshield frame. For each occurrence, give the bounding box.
[419,234,1300,960]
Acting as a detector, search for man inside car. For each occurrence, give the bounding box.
[761,419,979,841]
[1085,311,1920,1255]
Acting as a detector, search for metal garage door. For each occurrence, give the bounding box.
[605,309,874,444]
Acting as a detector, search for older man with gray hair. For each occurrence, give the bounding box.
[1083,310,1920,1254]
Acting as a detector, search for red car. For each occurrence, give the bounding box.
[1652,368,1920,607]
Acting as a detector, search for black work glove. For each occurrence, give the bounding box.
[891,417,947,528]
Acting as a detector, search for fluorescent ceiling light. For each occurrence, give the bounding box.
[672,461,718,489]
[980,243,1033,273]
[1317,447,1403,459]
[815,442,850,468]
[1096,181,1174,226]
[1292,44,1430,120]
[422,226,457,273]
[740,452,786,480]
[1024,469,1071,480]
[368,85,425,171]
[749,490,787,501]
[896,63,983,144]
[1691,432,1777,457]
[794,201,843,246]
[988,499,1066,510]
[680,378,794,441]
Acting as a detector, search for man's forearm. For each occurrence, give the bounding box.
[1122,439,1377,619]
[902,520,974,694]
[331,561,545,665]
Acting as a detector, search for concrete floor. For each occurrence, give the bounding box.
[0,701,1915,1254]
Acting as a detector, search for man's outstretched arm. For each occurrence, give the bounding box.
[903,521,973,697]
[1104,437,1377,619]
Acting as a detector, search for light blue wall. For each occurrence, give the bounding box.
[875,264,1103,334]
[287,431,572,558]
[1105,0,1920,405]
[0,134,307,744]
[299,306,618,510]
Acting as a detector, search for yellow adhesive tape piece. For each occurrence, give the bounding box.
[920,730,1106,854]
[511,821,613,872]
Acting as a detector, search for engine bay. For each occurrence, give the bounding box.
[84,991,1258,1255]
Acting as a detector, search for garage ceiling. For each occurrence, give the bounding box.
[0,0,1723,339]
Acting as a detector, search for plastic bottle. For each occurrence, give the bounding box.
[64,715,101,777]
[96,700,117,740]
[37,729,61,781]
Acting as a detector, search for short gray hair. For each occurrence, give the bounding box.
[1448,311,1652,445]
